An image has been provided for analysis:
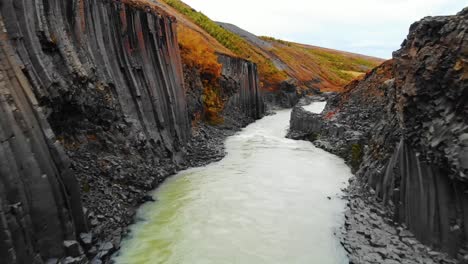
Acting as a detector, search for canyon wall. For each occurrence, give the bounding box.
[219,54,264,121]
[0,0,190,262]
[289,9,467,258]
[0,24,87,264]
[0,0,264,263]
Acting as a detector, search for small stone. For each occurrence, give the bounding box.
[402,237,418,246]
[90,219,99,226]
[90,258,103,264]
[88,246,98,255]
[61,256,85,264]
[80,233,93,246]
[46,258,59,264]
[100,242,114,252]
[370,236,388,248]
[140,195,156,203]
[384,260,401,264]
[63,240,83,257]
[399,229,414,238]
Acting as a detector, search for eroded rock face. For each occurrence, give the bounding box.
[219,54,265,121]
[379,9,467,255]
[289,9,468,259]
[1,1,191,261]
[0,21,87,263]
[264,79,302,108]
[0,0,264,263]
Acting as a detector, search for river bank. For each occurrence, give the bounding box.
[286,11,467,262]
[341,174,456,264]
[288,98,458,264]
[114,103,350,264]
[285,12,468,261]
[71,109,262,263]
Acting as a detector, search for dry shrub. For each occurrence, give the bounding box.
[178,25,222,80]
[178,25,225,124]
[201,80,224,125]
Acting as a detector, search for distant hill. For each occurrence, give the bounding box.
[259,38,385,91]
[157,0,384,92]
[217,22,384,92]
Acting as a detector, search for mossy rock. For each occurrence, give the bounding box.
[307,133,320,142]
[350,143,363,171]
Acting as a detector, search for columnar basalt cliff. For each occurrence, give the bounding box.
[289,9,467,262]
[0,0,264,263]
[183,54,265,166]
[183,54,265,126]
[218,54,264,121]
[0,27,87,264]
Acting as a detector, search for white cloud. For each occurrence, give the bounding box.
[181,0,466,58]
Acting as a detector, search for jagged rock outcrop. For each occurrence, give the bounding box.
[218,54,264,121]
[183,54,265,167]
[288,9,467,261]
[288,60,395,171]
[0,0,264,263]
[264,79,302,109]
[184,54,265,127]
[376,9,467,256]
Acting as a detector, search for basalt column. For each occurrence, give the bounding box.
[0,19,87,263]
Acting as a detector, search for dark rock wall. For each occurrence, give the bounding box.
[1,2,192,260]
[288,10,468,257]
[1,0,190,159]
[0,0,265,263]
[218,54,264,121]
[288,106,323,139]
[264,79,301,109]
[375,10,468,255]
[0,20,87,263]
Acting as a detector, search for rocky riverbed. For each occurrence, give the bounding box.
[290,98,458,264]
[287,8,467,263]
[67,117,249,264]
[341,177,456,264]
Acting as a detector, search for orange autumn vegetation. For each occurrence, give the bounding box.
[128,0,382,94]
[202,82,224,125]
[178,26,222,79]
[262,39,384,92]
[177,25,224,124]
[121,0,172,17]
[160,0,287,90]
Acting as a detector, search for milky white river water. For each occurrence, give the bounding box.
[116,102,351,264]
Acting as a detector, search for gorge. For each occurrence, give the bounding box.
[0,0,466,264]
[115,102,350,264]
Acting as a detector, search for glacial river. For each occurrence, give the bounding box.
[116,102,351,264]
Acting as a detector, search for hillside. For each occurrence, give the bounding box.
[264,39,385,91]
[218,22,384,91]
[156,0,383,92]
[154,0,287,90]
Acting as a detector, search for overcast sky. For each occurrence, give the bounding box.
[182,0,466,58]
